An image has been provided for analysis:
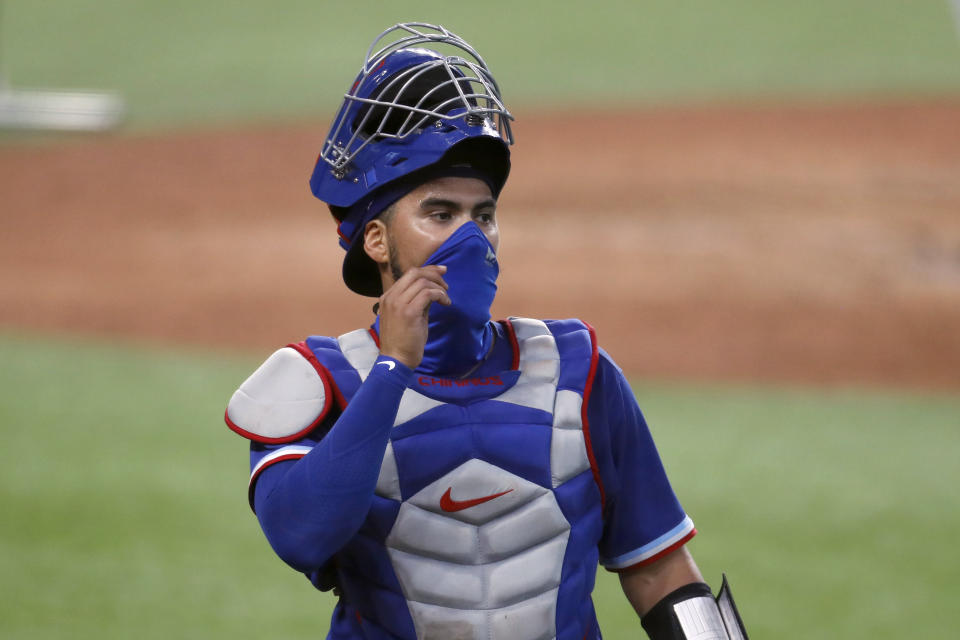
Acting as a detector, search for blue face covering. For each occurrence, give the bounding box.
[416,221,499,376]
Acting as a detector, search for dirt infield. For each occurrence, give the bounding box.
[2,100,959,389]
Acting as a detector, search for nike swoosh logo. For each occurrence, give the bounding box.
[376,360,396,370]
[440,487,513,512]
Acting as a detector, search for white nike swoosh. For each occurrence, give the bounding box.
[377,360,396,371]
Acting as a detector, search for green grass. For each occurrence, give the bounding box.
[1,332,957,638]
[627,382,960,638]
[0,334,317,639]
[2,0,958,131]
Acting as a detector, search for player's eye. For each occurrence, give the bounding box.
[474,211,495,224]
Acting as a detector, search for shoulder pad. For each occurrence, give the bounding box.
[225,346,333,443]
[542,318,591,339]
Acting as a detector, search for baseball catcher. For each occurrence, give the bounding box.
[225,22,749,640]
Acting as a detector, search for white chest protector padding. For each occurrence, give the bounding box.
[386,459,570,640]
[226,347,329,442]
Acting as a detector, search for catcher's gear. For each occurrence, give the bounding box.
[311,22,512,207]
[225,345,333,444]
[641,575,749,640]
[309,22,514,296]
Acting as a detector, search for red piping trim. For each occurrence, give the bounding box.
[368,327,381,348]
[337,222,353,247]
[288,341,348,411]
[224,344,336,444]
[580,321,606,510]
[500,318,520,371]
[247,452,307,511]
[608,528,698,573]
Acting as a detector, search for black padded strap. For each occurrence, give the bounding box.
[641,582,714,639]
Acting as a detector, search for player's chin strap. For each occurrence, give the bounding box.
[641,574,749,640]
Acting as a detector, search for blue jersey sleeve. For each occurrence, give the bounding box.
[588,348,695,570]
[248,356,414,576]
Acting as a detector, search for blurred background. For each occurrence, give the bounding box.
[1,1,958,638]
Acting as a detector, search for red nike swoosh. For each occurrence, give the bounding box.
[440,487,513,512]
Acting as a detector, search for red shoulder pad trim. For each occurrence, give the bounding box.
[223,343,337,444]
[287,341,348,411]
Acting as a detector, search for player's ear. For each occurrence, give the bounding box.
[363,219,389,265]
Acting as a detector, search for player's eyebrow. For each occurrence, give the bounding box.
[472,198,497,212]
[419,197,497,212]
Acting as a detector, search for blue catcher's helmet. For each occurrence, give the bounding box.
[310,23,514,296]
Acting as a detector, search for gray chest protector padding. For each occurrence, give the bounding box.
[339,318,595,640]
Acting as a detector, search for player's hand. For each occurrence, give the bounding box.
[377,265,451,369]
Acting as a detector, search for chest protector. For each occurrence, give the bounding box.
[307,318,603,640]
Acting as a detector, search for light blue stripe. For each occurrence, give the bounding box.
[601,515,694,568]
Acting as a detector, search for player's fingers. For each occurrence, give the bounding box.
[400,278,451,309]
[379,279,449,318]
[420,264,449,288]
[386,265,448,299]
[391,272,449,308]
[411,287,451,315]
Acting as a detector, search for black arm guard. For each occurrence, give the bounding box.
[641,575,748,640]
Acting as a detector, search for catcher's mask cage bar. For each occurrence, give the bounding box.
[319,22,513,177]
